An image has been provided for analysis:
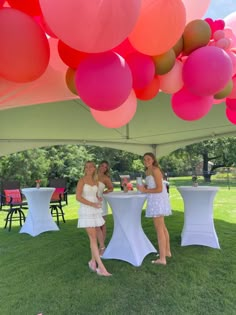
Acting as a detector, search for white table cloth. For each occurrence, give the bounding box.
[103,191,157,266]
[177,186,220,249]
[20,187,59,237]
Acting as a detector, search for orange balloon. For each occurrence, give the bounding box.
[135,76,160,100]
[183,19,211,55]
[152,49,176,75]
[65,67,78,95]
[129,0,186,56]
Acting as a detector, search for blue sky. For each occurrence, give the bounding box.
[205,0,236,19]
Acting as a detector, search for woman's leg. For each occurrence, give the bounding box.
[86,227,111,276]
[101,216,107,243]
[152,216,167,265]
[164,224,171,257]
[96,226,105,255]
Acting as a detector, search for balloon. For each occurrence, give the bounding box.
[205,18,225,38]
[215,38,231,50]
[213,30,225,41]
[182,0,211,23]
[75,51,132,111]
[183,19,211,55]
[65,68,78,95]
[126,52,155,90]
[227,75,236,99]
[0,8,50,83]
[129,0,186,56]
[159,60,183,94]
[172,37,184,57]
[0,0,5,8]
[58,40,89,70]
[7,0,42,16]
[39,0,141,53]
[171,87,213,121]
[182,46,233,96]
[226,107,236,124]
[224,12,236,36]
[226,98,236,111]
[227,51,236,76]
[90,90,137,128]
[135,76,160,101]
[213,98,225,105]
[34,15,57,38]
[214,80,233,99]
[112,38,136,58]
[152,49,176,75]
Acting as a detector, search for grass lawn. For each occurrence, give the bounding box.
[0,178,235,315]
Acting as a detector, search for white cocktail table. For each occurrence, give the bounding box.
[103,191,157,266]
[20,187,59,237]
[177,186,220,249]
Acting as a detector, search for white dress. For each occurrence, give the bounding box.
[145,175,172,217]
[98,181,109,216]
[77,184,105,228]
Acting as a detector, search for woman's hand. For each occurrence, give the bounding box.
[93,202,102,208]
[137,184,146,193]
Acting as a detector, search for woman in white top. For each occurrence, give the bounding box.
[137,152,171,265]
[97,160,113,256]
[76,161,111,276]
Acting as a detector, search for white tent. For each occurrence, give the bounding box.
[0,39,235,157]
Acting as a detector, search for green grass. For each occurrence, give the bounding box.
[0,179,235,315]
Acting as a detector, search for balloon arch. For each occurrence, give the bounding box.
[1,0,236,128]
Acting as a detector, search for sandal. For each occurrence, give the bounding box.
[99,247,106,257]
[96,268,112,277]
[88,260,97,272]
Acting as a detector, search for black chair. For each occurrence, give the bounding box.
[1,191,26,231]
[48,178,68,205]
[49,188,66,225]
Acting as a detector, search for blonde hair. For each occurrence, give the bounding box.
[98,160,111,177]
[84,161,98,183]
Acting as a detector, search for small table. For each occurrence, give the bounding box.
[103,191,157,266]
[20,187,59,237]
[177,186,220,249]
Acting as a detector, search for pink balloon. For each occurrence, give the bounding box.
[75,52,132,111]
[224,12,236,36]
[159,60,183,94]
[226,107,236,124]
[226,97,236,111]
[213,30,225,41]
[227,51,236,76]
[90,90,137,128]
[183,46,233,96]
[112,38,136,58]
[213,98,225,105]
[171,87,213,121]
[39,0,141,53]
[126,52,155,90]
[183,0,211,23]
[215,38,231,50]
[227,75,236,98]
[0,8,50,83]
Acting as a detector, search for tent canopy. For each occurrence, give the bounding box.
[0,39,235,157]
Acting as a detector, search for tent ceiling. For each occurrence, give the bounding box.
[0,92,234,157]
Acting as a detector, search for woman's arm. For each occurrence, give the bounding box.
[138,168,163,193]
[76,179,101,208]
[103,176,114,194]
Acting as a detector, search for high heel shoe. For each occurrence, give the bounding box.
[96,268,112,277]
[88,260,97,272]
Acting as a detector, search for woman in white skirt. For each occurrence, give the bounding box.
[97,160,113,256]
[137,152,172,265]
[77,161,111,276]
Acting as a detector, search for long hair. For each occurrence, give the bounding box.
[99,160,110,177]
[84,161,98,182]
[143,152,159,170]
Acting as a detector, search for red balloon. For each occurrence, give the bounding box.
[0,0,5,8]
[0,8,50,83]
[75,52,132,110]
[58,41,89,69]
[90,90,137,128]
[135,76,160,100]
[7,0,42,16]
[226,98,236,111]
[112,38,136,58]
[171,87,213,121]
[226,107,236,124]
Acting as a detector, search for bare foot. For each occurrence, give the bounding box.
[88,260,97,272]
[151,259,166,265]
[96,268,112,277]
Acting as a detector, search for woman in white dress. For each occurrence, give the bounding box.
[97,160,113,256]
[137,152,172,265]
[77,161,111,276]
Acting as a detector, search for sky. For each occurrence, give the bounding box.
[205,0,236,19]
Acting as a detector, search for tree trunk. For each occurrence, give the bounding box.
[202,152,211,182]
